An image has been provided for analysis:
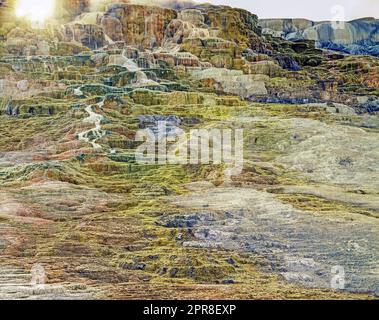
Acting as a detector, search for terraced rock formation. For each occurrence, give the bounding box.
[0,1,378,299]
[260,17,379,57]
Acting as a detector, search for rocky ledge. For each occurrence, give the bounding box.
[0,0,378,300]
[259,17,379,57]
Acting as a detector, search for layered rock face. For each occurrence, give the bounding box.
[203,6,266,51]
[191,68,268,97]
[162,9,210,49]
[260,17,379,57]
[63,23,105,49]
[101,3,177,48]
[0,1,379,301]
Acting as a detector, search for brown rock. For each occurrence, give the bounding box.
[181,37,242,69]
[243,61,282,77]
[63,23,105,49]
[154,51,200,67]
[162,19,209,48]
[178,9,205,27]
[101,15,123,41]
[102,4,177,48]
[204,7,267,52]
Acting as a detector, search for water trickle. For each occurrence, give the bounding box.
[77,95,106,150]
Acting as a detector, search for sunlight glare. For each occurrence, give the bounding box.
[15,0,55,23]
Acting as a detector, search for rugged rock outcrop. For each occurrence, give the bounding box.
[0,0,378,301]
[190,68,268,97]
[181,37,243,69]
[260,17,379,57]
[101,3,177,48]
[63,23,105,49]
[203,6,264,50]
[5,28,52,56]
[162,14,210,49]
